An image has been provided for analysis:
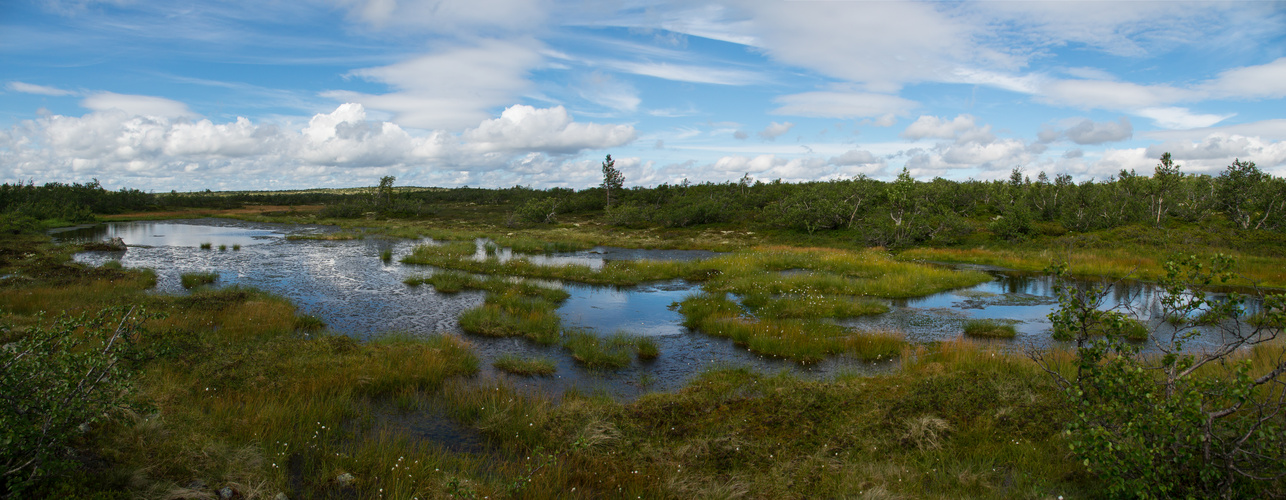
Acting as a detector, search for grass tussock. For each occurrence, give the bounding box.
[457,291,562,344]
[560,330,657,368]
[492,354,557,376]
[675,292,904,363]
[962,318,1018,338]
[180,271,218,289]
[405,270,569,303]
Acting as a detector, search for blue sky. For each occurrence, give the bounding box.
[2,0,1285,191]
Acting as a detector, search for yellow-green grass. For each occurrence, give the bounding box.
[747,293,889,319]
[560,330,658,368]
[429,339,1091,499]
[2,250,492,498]
[492,354,557,376]
[180,271,218,289]
[406,244,990,303]
[899,246,1286,290]
[676,292,905,363]
[457,291,562,344]
[962,318,1018,338]
[404,270,570,302]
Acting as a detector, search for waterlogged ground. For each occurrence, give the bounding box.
[60,219,1265,399]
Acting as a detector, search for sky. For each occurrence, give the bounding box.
[2,0,1285,192]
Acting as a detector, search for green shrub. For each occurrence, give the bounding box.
[1036,258,1286,499]
[1,307,149,495]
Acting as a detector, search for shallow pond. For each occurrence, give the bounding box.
[60,219,1269,400]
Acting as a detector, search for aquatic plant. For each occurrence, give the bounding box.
[218,244,227,251]
[962,318,1018,338]
[492,355,557,376]
[561,329,635,369]
[179,271,218,289]
[199,242,212,250]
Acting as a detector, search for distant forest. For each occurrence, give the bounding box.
[4,154,1284,248]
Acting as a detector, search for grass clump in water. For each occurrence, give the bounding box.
[492,354,557,376]
[962,318,1018,338]
[561,329,640,369]
[232,244,241,251]
[218,244,227,251]
[199,242,212,250]
[294,313,326,332]
[179,271,218,289]
[405,270,569,302]
[458,291,561,344]
[675,292,904,363]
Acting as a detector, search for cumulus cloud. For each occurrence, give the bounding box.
[7,81,77,96]
[828,149,879,166]
[461,105,636,155]
[327,39,545,130]
[0,102,637,189]
[770,91,917,119]
[901,114,994,144]
[1063,117,1133,145]
[81,92,196,118]
[757,121,793,141]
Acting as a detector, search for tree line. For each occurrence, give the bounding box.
[4,154,1284,244]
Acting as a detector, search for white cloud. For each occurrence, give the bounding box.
[757,121,793,141]
[81,92,196,118]
[1135,107,1235,130]
[1038,80,1196,110]
[605,61,762,86]
[828,149,879,167]
[1,102,637,189]
[461,104,636,155]
[329,39,545,130]
[576,72,640,112]
[1201,57,1286,100]
[901,114,994,144]
[770,91,917,119]
[1063,117,1133,145]
[7,81,77,96]
[1144,119,1286,142]
[335,0,548,35]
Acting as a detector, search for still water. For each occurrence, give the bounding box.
[57,219,1268,399]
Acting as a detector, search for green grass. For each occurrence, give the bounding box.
[232,244,241,251]
[492,354,557,376]
[561,329,638,369]
[963,318,1018,338]
[675,292,905,363]
[379,249,392,261]
[199,242,212,250]
[405,270,570,302]
[294,313,326,332]
[179,271,218,289]
[457,291,562,344]
[218,244,227,251]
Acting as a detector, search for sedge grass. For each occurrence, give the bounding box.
[962,318,1018,338]
[492,354,557,376]
[180,271,218,289]
[561,329,636,369]
[457,291,562,344]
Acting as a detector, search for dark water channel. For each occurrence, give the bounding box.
[58,219,1268,403]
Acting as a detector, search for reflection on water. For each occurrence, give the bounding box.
[51,218,290,247]
[471,239,719,271]
[61,219,1268,399]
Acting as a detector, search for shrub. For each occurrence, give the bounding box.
[1,307,149,495]
[1032,257,1286,499]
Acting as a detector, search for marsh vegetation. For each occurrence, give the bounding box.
[5,155,1286,498]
